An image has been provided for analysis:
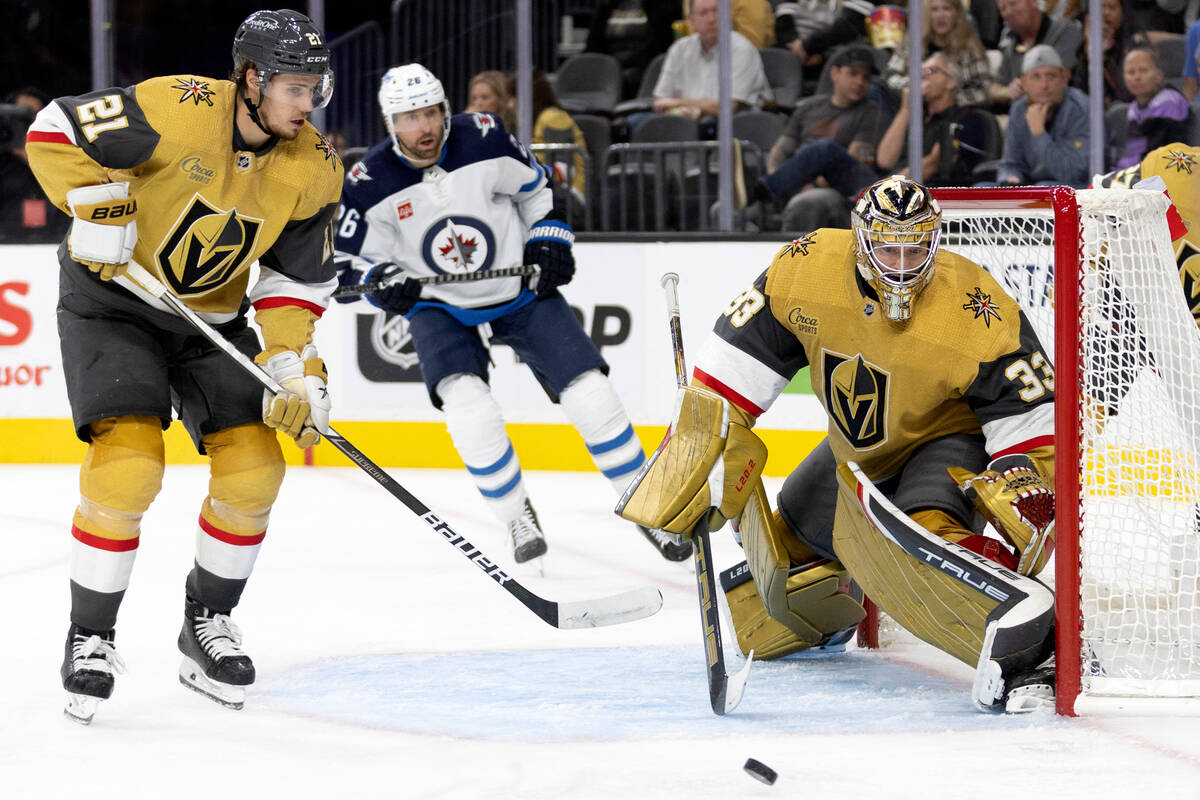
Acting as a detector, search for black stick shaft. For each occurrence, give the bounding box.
[332,263,540,299]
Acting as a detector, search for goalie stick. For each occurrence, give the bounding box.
[332,263,541,299]
[119,263,662,630]
[660,271,754,714]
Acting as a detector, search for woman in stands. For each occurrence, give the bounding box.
[1116,43,1191,167]
[1071,0,1144,106]
[880,0,992,108]
[465,70,510,119]
[506,71,589,222]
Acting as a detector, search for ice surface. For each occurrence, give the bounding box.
[3,465,1199,798]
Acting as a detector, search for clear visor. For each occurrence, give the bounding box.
[387,103,449,134]
[261,71,334,110]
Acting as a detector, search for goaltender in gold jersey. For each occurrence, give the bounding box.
[25,9,342,723]
[620,176,1059,713]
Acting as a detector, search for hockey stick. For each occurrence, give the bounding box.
[119,263,663,630]
[332,263,541,299]
[660,271,753,715]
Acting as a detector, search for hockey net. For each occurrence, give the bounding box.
[860,187,1200,715]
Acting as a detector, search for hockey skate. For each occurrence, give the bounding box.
[177,597,255,710]
[508,499,548,565]
[61,624,126,725]
[636,525,693,562]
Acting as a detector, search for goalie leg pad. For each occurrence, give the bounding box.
[617,386,766,535]
[833,462,1054,672]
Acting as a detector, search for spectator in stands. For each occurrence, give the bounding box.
[1128,0,1186,36]
[782,0,893,64]
[1116,44,1191,167]
[1070,0,1143,106]
[752,53,986,228]
[0,87,68,243]
[465,70,510,119]
[505,71,588,222]
[773,0,849,86]
[732,0,775,49]
[987,0,1082,107]
[753,44,886,229]
[586,1,681,100]
[1184,19,1200,102]
[880,0,992,108]
[992,45,1090,188]
[652,0,772,119]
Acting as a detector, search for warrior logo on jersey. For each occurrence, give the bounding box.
[156,194,262,295]
[824,351,889,449]
[962,287,1003,327]
[1161,148,1197,175]
[173,78,215,107]
[421,215,497,275]
[782,233,816,259]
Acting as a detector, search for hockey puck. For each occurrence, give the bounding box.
[743,758,777,785]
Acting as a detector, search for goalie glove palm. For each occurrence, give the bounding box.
[948,454,1054,576]
[261,345,330,449]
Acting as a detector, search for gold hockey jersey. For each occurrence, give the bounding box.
[692,229,1056,481]
[1095,143,1200,325]
[25,75,343,319]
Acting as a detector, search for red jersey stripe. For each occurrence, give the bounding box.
[692,368,765,418]
[198,515,266,546]
[26,130,73,145]
[71,525,139,552]
[251,296,326,317]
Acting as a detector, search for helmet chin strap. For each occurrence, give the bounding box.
[240,80,275,139]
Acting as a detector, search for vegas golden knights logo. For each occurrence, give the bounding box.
[1179,241,1200,319]
[823,351,889,449]
[157,195,262,295]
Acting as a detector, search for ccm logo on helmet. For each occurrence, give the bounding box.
[90,200,137,221]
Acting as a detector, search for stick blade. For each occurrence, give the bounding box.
[554,586,664,629]
[717,650,754,715]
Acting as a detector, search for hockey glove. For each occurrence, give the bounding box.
[66,182,138,281]
[948,454,1055,576]
[524,219,575,298]
[365,262,422,316]
[333,256,368,305]
[260,344,330,449]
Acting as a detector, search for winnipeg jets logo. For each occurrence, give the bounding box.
[173,77,215,107]
[1161,148,1197,175]
[347,161,371,185]
[963,287,1002,327]
[782,233,816,258]
[472,112,496,138]
[421,216,496,275]
[314,134,338,168]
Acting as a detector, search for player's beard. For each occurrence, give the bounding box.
[261,101,308,141]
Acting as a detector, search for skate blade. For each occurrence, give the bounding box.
[514,553,546,577]
[179,657,246,710]
[64,693,100,725]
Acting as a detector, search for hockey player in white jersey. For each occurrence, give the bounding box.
[334,64,689,564]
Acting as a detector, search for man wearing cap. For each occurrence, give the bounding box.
[993,44,1089,188]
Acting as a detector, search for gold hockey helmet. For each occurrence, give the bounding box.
[852,176,942,321]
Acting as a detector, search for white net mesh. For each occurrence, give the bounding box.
[941,189,1200,699]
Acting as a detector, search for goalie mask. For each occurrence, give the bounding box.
[852,176,942,322]
[379,64,452,164]
[232,9,334,110]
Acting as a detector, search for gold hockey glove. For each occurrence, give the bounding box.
[948,454,1054,576]
[65,182,138,281]
[259,345,330,449]
[617,385,766,537]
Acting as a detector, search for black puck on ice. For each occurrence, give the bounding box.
[743,758,777,785]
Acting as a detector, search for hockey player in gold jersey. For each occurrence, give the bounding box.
[620,176,1059,712]
[24,9,343,722]
[1094,142,1199,326]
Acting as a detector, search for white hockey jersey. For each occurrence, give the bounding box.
[334,112,554,322]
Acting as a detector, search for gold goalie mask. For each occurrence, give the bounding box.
[852,176,942,322]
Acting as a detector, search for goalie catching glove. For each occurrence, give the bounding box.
[258,345,330,449]
[66,182,138,281]
[948,453,1054,576]
[617,385,767,537]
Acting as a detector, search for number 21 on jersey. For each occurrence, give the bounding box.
[75,95,128,143]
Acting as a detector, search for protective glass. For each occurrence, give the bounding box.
[261,70,335,110]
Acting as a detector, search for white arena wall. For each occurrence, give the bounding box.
[0,241,828,471]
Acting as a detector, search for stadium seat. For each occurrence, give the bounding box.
[759,48,804,111]
[554,53,623,115]
[614,52,666,115]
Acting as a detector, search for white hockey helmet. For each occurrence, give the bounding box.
[851,175,942,322]
[378,63,451,159]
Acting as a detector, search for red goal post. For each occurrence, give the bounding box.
[855,186,1200,716]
